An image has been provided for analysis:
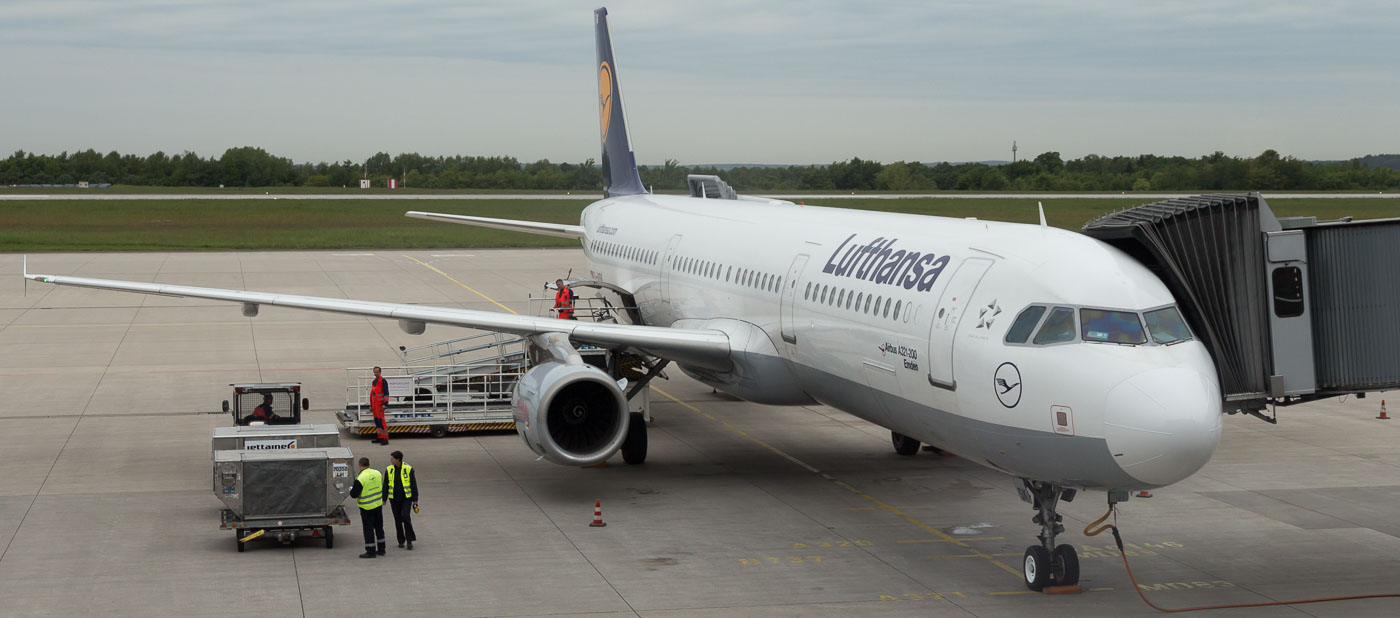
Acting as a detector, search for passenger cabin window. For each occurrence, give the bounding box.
[1145,306,1192,344]
[1005,305,1046,343]
[1033,307,1077,344]
[1080,309,1146,344]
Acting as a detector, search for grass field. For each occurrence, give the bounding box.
[1,197,1396,251]
[0,185,583,195]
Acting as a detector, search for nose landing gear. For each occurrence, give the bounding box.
[1018,479,1080,591]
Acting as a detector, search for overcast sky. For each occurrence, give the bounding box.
[1,1,1395,165]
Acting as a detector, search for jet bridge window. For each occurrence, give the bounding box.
[1272,266,1304,318]
[1144,306,1193,344]
[1032,307,1077,345]
[1005,305,1046,344]
[1079,309,1146,345]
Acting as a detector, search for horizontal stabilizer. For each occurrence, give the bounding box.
[405,211,585,239]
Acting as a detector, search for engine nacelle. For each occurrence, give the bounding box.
[512,360,629,466]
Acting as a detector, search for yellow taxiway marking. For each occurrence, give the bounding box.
[841,505,937,511]
[930,552,1021,559]
[988,590,1038,596]
[897,537,1004,544]
[650,386,1024,580]
[401,254,518,314]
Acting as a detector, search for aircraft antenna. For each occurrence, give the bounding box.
[1038,202,1047,228]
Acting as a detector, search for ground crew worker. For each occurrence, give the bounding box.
[351,456,387,558]
[386,450,419,550]
[370,366,390,445]
[240,393,278,425]
[554,279,576,320]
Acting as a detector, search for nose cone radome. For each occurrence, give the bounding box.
[1103,367,1222,488]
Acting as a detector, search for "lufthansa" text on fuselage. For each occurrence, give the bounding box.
[822,234,950,292]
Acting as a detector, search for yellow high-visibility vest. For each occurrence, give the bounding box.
[386,463,413,499]
[357,468,384,510]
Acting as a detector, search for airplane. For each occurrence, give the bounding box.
[22,7,1222,591]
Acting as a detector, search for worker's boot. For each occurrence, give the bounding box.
[406,541,413,551]
[359,551,376,559]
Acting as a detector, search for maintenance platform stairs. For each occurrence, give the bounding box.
[337,295,643,437]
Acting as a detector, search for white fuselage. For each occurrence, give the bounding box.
[578,193,1223,490]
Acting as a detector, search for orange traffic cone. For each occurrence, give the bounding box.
[589,499,607,527]
[1379,400,1390,420]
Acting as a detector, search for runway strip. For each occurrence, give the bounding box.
[1,192,1392,200]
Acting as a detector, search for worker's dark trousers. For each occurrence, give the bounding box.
[391,500,417,544]
[360,507,386,553]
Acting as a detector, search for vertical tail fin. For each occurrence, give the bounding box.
[595,8,647,198]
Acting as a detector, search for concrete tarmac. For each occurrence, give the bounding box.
[2,250,1399,616]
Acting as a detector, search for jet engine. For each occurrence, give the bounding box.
[512,360,629,466]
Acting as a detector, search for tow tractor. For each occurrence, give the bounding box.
[213,383,354,552]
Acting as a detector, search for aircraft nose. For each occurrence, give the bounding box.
[1103,367,1222,487]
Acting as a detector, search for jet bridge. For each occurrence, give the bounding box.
[1083,193,1400,415]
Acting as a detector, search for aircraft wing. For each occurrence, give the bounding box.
[23,263,730,370]
[405,211,586,239]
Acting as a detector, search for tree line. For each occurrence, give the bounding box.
[3,147,1398,192]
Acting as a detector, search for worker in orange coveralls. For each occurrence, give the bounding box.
[554,279,576,320]
[370,366,390,445]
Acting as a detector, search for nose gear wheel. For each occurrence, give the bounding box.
[1019,479,1080,591]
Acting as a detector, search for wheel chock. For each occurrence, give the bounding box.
[1043,584,1082,595]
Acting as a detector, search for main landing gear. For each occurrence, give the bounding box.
[891,431,920,456]
[621,411,647,464]
[617,358,668,466]
[1017,479,1080,591]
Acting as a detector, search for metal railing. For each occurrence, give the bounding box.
[345,363,523,418]
[527,294,635,323]
[398,331,526,366]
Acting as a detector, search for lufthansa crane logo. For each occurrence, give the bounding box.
[994,362,1022,408]
[599,61,614,142]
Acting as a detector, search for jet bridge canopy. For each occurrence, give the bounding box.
[1084,193,1400,413]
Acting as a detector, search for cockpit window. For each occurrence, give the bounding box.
[1144,306,1192,344]
[1005,305,1046,344]
[1032,307,1077,344]
[1080,309,1146,344]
